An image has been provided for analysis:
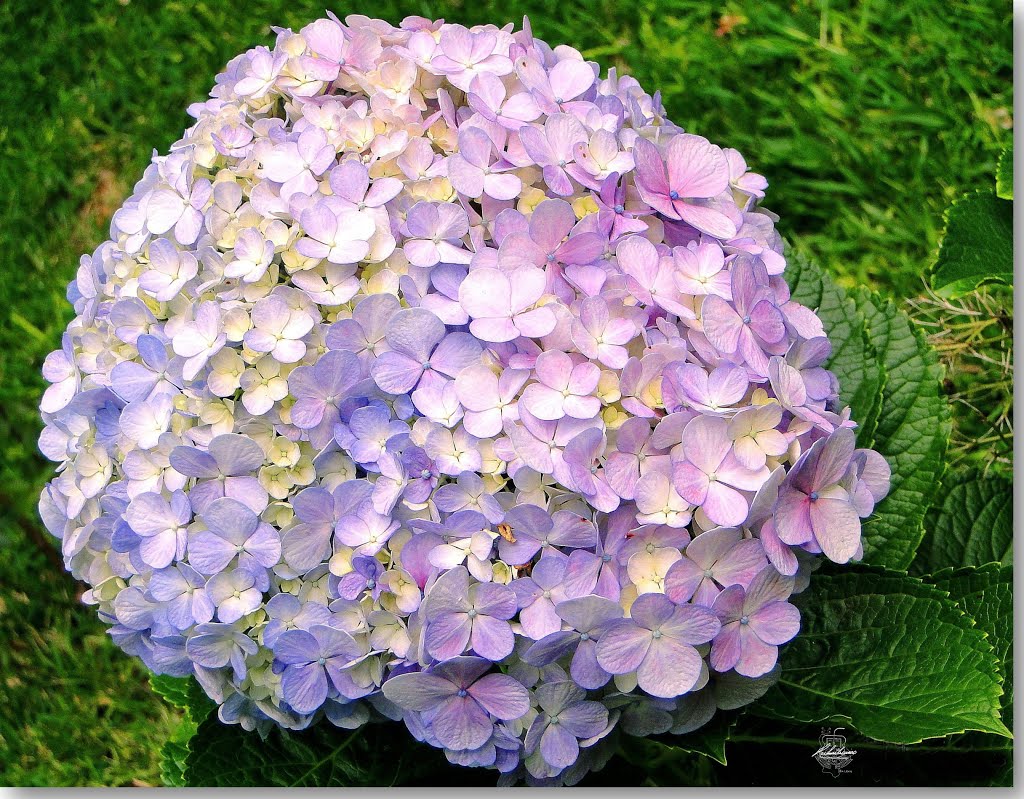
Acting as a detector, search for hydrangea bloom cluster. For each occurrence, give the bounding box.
[39,13,891,784]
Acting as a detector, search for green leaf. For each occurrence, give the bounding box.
[996,145,1013,201]
[753,567,1010,744]
[150,675,214,786]
[784,249,885,449]
[930,191,1013,297]
[928,564,1013,721]
[913,469,1013,574]
[149,673,193,708]
[656,710,738,766]
[854,291,950,569]
[183,716,482,787]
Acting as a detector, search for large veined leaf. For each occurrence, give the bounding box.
[929,191,1013,297]
[784,250,885,449]
[183,716,485,787]
[752,567,1010,744]
[150,675,213,787]
[913,469,1013,574]
[928,565,1013,722]
[853,290,950,569]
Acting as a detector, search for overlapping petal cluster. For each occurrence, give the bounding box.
[39,13,890,784]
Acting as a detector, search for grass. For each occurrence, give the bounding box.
[0,0,1011,786]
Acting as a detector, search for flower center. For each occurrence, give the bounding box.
[614,203,625,213]
[740,615,750,625]
[467,608,478,619]
[703,568,714,579]
[652,630,663,640]
[669,190,679,200]
[580,632,590,641]
[457,688,468,697]
[742,315,751,324]
[318,657,326,666]
[809,491,819,502]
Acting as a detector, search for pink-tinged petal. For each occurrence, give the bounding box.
[470,615,515,660]
[506,422,554,473]
[605,452,640,500]
[557,232,605,265]
[467,673,529,720]
[454,366,499,411]
[685,526,742,567]
[701,295,743,353]
[735,627,779,678]
[773,495,813,551]
[425,613,473,660]
[637,638,703,698]
[810,494,862,563]
[662,605,722,644]
[681,416,731,473]
[521,383,568,421]
[448,155,485,197]
[513,306,557,338]
[519,123,554,165]
[534,350,572,389]
[595,621,651,674]
[470,316,520,343]
[544,113,588,159]
[507,265,547,312]
[431,695,493,751]
[748,300,786,344]
[483,172,523,200]
[381,672,457,711]
[769,357,808,407]
[713,539,767,587]
[371,352,424,395]
[664,556,703,605]
[814,429,857,489]
[548,59,595,102]
[709,623,742,672]
[460,268,511,316]
[431,333,483,378]
[631,136,669,196]
[700,477,749,528]
[758,518,799,576]
[562,394,601,420]
[672,461,710,507]
[567,361,601,395]
[665,134,730,198]
[520,599,562,640]
[708,365,748,405]
[733,437,766,470]
[717,455,771,492]
[676,202,738,241]
[711,584,745,621]
[749,601,800,645]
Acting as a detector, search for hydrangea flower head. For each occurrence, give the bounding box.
[39,13,890,785]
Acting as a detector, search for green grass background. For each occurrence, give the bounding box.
[0,0,1011,786]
